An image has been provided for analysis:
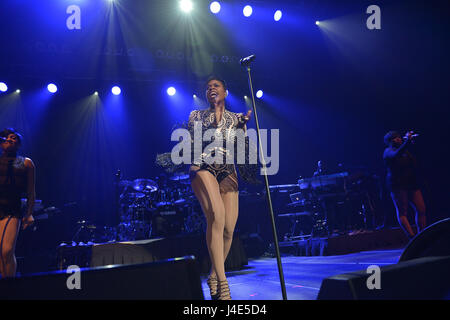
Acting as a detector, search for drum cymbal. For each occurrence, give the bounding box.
[173,199,188,206]
[132,179,158,192]
[170,173,189,181]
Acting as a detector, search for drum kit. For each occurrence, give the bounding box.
[115,172,205,241]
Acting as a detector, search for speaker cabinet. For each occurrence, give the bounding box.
[317,255,450,300]
[0,255,204,300]
[400,218,450,262]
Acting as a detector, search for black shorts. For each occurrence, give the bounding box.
[0,201,22,220]
[190,164,238,193]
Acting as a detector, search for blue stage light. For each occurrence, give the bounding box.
[243,5,252,17]
[256,90,263,98]
[167,87,176,96]
[47,83,58,93]
[274,10,282,21]
[0,82,7,92]
[111,86,121,95]
[210,2,221,14]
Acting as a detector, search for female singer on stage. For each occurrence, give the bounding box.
[156,76,258,299]
[0,128,36,278]
[383,130,426,239]
[187,77,253,300]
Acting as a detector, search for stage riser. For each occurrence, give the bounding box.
[56,233,247,275]
[278,228,408,256]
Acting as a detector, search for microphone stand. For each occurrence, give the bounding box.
[115,169,122,227]
[242,59,288,300]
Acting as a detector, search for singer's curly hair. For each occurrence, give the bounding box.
[0,128,23,145]
[384,131,401,147]
[205,75,227,90]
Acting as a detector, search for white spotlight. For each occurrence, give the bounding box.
[210,2,221,14]
[243,5,252,17]
[179,0,193,13]
[167,87,176,96]
[0,82,7,92]
[111,86,121,95]
[16,89,20,93]
[256,90,263,98]
[315,21,320,25]
[47,83,58,93]
[274,10,282,21]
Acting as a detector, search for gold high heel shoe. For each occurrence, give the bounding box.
[207,276,219,300]
[217,279,231,300]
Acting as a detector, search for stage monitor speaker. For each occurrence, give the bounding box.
[0,255,204,300]
[317,255,450,300]
[399,218,450,262]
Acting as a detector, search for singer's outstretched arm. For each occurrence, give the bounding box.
[383,139,411,160]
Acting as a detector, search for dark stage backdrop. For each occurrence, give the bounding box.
[0,0,449,229]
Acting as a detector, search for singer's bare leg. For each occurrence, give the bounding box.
[0,217,21,278]
[391,191,415,238]
[190,167,227,282]
[410,190,426,233]
[207,190,239,279]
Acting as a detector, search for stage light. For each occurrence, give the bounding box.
[0,82,7,92]
[210,1,221,14]
[315,21,320,25]
[167,87,176,96]
[94,91,98,96]
[243,5,252,17]
[111,86,121,95]
[256,90,263,98]
[47,83,58,93]
[179,0,193,13]
[244,95,248,99]
[15,89,20,93]
[274,10,282,21]
[193,94,197,98]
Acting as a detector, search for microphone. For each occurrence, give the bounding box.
[404,133,419,142]
[240,54,256,67]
